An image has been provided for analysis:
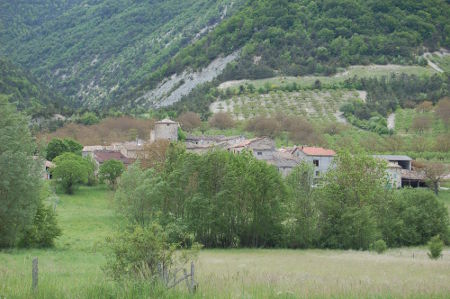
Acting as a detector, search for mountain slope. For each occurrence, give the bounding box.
[0,57,67,117]
[124,0,449,109]
[0,0,244,109]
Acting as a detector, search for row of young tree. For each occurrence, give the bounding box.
[114,145,449,250]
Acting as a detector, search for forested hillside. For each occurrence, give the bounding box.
[0,0,244,109]
[126,0,449,109]
[1,0,449,113]
[0,58,67,117]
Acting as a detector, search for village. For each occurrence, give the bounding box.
[68,118,428,189]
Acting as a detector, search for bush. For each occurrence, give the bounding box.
[427,235,444,260]
[46,138,83,161]
[18,201,62,248]
[99,159,125,189]
[104,224,175,281]
[208,112,235,129]
[370,239,387,254]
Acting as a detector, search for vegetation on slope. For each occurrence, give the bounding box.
[126,0,449,108]
[0,58,67,117]
[0,0,244,109]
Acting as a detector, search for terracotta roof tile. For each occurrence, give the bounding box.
[294,146,336,157]
[94,151,133,165]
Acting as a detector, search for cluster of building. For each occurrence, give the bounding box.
[75,118,427,188]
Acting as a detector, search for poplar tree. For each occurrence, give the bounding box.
[0,98,42,247]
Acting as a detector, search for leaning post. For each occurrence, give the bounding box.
[32,257,38,291]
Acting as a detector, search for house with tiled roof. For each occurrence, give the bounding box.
[292,146,336,178]
[93,151,134,168]
[228,137,276,161]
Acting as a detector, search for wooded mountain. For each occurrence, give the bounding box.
[0,57,66,118]
[1,0,449,113]
[0,0,243,110]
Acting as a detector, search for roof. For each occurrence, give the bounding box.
[400,169,425,180]
[94,151,133,165]
[229,137,275,150]
[267,151,300,168]
[156,118,178,125]
[373,155,412,161]
[293,146,336,157]
[387,162,401,169]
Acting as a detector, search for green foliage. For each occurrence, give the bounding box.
[104,224,175,281]
[427,235,444,259]
[316,151,387,250]
[385,189,449,246]
[0,98,42,248]
[115,162,164,227]
[18,200,62,248]
[99,159,125,189]
[0,58,66,118]
[77,112,100,125]
[285,162,318,248]
[370,239,387,254]
[116,149,286,248]
[46,138,83,161]
[52,153,90,194]
[0,0,243,108]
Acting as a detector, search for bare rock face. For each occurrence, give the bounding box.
[136,51,240,108]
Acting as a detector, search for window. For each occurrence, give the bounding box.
[257,151,262,156]
[313,159,319,167]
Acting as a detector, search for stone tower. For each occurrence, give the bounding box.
[150,118,179,142]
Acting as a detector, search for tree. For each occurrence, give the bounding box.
[208,112,235,129]
[51,153,89,194]
[415,101,433,113]
[423,162,447,195]
[115,162,164,226]
[285,162,318,248]
[427,235,444,259]
[177,112,202,131]
[99,159,125,189]
[46,138,82,161]
[435,97,450,128]
[316,151,387,250]
[0,98,42,248]
[411,115,432,134]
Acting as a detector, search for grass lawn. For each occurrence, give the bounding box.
[1,186,450,298]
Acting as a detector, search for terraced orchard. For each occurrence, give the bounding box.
[210,89,365,121]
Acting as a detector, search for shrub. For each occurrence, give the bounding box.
[177,112,202,131]
[18,201,62,248]
[104,224,175,281]
[427,235,444,259]
[208,112,235,129]
[370,239,387,254]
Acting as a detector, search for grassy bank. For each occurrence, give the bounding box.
[1,186,449,298]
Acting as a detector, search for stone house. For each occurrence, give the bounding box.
[267,151,300,177]
[92,150,133,168]
[291,146,336,178]
[150,118,179,142]
[228,137,276,161]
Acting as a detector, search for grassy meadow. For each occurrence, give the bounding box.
[1,186,450,298]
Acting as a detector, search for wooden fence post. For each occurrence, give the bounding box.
[32,257,38,291]
[190,261,195,292]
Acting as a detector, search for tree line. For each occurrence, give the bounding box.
[114,144,449,250]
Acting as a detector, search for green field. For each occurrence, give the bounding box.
[1,186,450,298]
